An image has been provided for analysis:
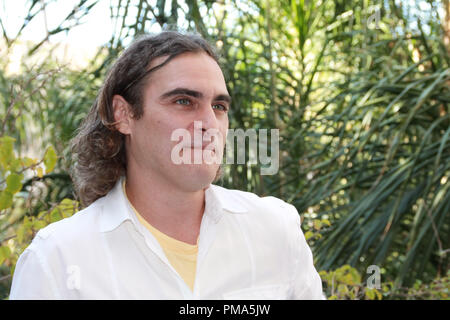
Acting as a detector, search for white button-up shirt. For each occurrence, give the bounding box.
[9,177,324,299]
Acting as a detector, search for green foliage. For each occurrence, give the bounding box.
[308,35,450,286]
[303,217,331,244]
[0,137,15,169]
[402,270,450,300]
[43,146,57,175]
[1,0,449,299]
[320,265,384,300]
[5,174,23,194]
[0,133,79,299]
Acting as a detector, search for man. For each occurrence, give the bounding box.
[9,31,324,299]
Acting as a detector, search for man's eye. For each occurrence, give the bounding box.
[175,98,191,105]
[212,104,228,112]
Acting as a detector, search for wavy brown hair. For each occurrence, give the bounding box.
[70,31,221,207]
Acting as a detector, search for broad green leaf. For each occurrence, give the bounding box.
[0,136,16,169]
[0,190,13,210]
[44,146,57,174]
[58,198,77,218]
[304,230,314,240]
[16,224,25,243]
[9,158,21,172]
[6,173,23,194]
[33,219,47,230]
[0,245,12,265]
[50,208,62,222]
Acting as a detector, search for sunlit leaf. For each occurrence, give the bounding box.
[36,167,44,178]
[44,146,58,174]
[5,173,23,194]
[0,136,16,169]
[0,245,12,265]
[0,190,13,210]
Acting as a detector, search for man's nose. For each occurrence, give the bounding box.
[194,103,218,131]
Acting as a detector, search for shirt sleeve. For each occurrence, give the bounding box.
[286,204,326,300]
[9,247,60,300]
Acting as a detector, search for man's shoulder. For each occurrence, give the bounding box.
[211,184,300,222]
[211,185,303,252]
[29,197,105,251]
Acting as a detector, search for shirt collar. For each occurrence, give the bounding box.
[98,176,131,233]
[99,176,248,233]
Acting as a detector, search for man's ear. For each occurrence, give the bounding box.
[112,95,133,135]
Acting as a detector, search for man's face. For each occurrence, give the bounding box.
[120,52,230,192]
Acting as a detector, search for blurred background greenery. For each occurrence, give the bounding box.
[0,0,449,299]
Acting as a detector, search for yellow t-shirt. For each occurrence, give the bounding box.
[122,181,198,291]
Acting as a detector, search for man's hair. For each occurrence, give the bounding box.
[70,31,221,207]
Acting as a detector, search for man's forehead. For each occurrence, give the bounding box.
[145,52,228,93]
[147,51,220,72]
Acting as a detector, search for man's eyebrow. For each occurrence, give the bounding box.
[159,87,232,103]
[215,94,232,104]
[160,88,202,99]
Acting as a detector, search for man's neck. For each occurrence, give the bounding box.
[124,170,206,245]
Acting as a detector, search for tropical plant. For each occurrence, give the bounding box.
[1,0,449,299]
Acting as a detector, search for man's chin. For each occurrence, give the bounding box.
[177,164,221,191]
